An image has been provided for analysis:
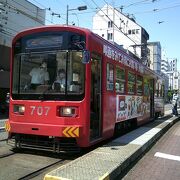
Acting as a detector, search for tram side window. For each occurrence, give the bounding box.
[160,84,164,97]
[155,82,164,97]
[127,72,135,94]
[155,82,158,97]
[157,83,160,97]
[144,81,150,96]
[106,63,114,91]
[116,67,125,93]
[137,75,143,95]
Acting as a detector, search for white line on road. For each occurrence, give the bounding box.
[154,152,180,161]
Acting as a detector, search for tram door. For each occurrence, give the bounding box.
[90,53,101,140]
[150,79,155,118]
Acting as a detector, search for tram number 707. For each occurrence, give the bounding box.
[30,106,51,116]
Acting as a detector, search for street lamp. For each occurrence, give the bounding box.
[66,5,87,25]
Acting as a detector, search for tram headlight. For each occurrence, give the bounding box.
[59,107,78,117]
[14,105,25,115]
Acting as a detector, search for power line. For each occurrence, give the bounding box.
[132,3,180,14]
[90,0,138,44]
[90,2,155,63]
[7,0,44,24]
[30,0,67,22]
[77,0,179,15]
[0,0,57,24]
[81,0,95,9]
[28,0,49,9]
[0,1,43,24]
[123,0,158,9]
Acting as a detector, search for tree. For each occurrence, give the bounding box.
[167,90,173,102]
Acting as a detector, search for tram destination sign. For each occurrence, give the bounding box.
[26,35,63,49]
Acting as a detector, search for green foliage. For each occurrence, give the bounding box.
[167,90,173,98]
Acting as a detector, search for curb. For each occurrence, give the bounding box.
[44,115,179,180]
[108,116,179,179]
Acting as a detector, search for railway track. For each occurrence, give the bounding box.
[18,159,64,180]
[0,110,173,179]
[0,141,80,180]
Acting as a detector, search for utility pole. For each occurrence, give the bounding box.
[66,5,69,25]
[66,5,87,25]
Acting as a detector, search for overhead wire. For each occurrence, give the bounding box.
[75,0,179,16]
[0,1,43,37]
[122,0,158,8]
[0,0,61,25]
[0,2,51,40]
[90,0,158,62]
[0,0,176,56]
[81,0,95,9]
[132,3,180,14]
[5,0,45,24]
[94,0,149,56]
[89,0,138,44]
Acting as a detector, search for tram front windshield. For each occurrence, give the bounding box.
[12,31,85,101]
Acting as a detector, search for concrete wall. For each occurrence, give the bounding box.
[0,0,45,101]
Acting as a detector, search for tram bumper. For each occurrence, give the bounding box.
[6,121,81,137]
[6,121,82,152]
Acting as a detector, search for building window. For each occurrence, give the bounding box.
[107,33,113,40]
[128,30,131,35]
[128,29,139,35]
[136,29,139,34]
[108,21,113,28]
[102,34,104,37]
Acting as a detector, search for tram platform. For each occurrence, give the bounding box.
[44,112,179,180]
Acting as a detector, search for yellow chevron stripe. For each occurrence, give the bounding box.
[62,127,79,137]
[73,127,79,137]
[5,121,10,132]
[68,127,76,137]
[62,127,71,137]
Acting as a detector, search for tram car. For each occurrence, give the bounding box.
[5,25,164,151]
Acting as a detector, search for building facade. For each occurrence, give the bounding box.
[161,57,179,92]
[0,0,45,103]
[166,71,179,91]
[147,42,161,73]
[169,58,177,72]
[161,59,170,72]
[92,4,150,66]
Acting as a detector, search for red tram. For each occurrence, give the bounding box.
[5,25,164,151]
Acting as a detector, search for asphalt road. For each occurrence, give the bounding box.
[0,103,176,180]
[121,120,180,180]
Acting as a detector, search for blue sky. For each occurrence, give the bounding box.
[29,0,180,69]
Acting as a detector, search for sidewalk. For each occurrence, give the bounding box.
[44,114,179,180]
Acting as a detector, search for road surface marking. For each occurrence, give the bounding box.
[154,152,180,161]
